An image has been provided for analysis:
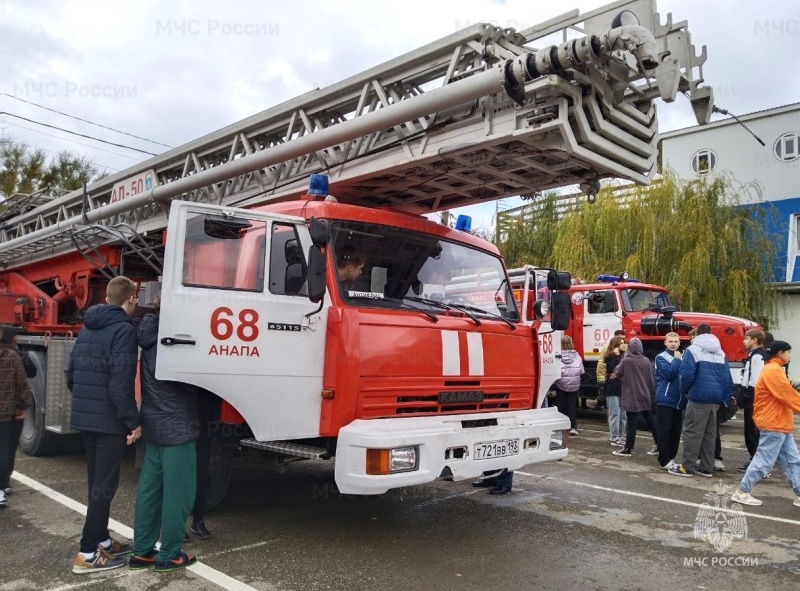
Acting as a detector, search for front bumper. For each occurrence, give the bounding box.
[334,407,569,494]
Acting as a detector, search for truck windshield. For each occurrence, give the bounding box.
[331,220,518,322]
[622,288,672,312]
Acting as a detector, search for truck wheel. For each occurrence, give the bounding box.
[204,437,234,512]
[19,351,61,456]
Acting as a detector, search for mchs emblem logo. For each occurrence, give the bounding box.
[694,483,748,552]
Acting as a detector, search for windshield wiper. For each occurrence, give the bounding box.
[347,295,438,323]
[446,301,517,330]
[403,295,481,327]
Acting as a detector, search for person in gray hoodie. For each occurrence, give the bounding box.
[612,338,658,457]
[553,335,584,436]
[669,323,734,478]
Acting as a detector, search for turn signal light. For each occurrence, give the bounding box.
[366,449,390,475]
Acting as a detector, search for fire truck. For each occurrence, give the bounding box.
[0,0,713,506]
[510,270,759,417]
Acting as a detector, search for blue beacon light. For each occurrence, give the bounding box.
[455,215,472,232]
[308,174,329,196]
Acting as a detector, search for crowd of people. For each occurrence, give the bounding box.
[470,326,800,507]
[590,326,800,507]
[0,277,215,575]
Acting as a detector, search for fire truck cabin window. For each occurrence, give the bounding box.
[269,223,307,296]
[182,212,266,292]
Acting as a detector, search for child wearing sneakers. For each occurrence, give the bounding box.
[655,332,685,470]
[128,296,198,572]
[732,340,800,507]
[602,335,627,446]
[612,338,658,457]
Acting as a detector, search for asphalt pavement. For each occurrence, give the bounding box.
[1,409,799,590]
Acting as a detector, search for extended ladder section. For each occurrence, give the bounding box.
[0,0,712,269]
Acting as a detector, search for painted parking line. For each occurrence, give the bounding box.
[11,471,262,591]
[515,470,800,526]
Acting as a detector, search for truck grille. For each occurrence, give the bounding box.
[358,378,533,418]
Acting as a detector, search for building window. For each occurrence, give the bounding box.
[774,132,800,163]
[691,149,717,175]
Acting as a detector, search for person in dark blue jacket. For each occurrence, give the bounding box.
[129,295,199,572]
[655,332,685,470]
[669,324,734,478]
[68,276,140,574]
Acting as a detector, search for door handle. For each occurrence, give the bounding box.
[161,337,196,346]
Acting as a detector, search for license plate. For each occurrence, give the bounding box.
[474,439,519,460]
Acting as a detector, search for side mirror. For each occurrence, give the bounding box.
[309,217,330,248]
[547,270,571,291]
[550,291,571,330]
[307,246,327,303]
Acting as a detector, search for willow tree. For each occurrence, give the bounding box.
[497,171,778,326]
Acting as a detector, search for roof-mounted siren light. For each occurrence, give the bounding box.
[455,215,472,233]
[580,180,601,204]
[307,174,330,199]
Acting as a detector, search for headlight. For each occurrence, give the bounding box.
[366,446,420,474]
[550,429,567,450]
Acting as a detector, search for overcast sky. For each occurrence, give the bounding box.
[2,0,799,230]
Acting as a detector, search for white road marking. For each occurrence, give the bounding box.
[516,471,800,526]
[12,471,263,591]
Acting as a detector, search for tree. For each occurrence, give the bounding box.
[0,138,102,199]
[496,171,779,326]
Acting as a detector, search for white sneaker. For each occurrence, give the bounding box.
[0,490,6,509]
[794,497,800,507]
[662,460,678,470]
[731,490,762,506]
[569,429,579,436]
[714,459,726,472]
[646,445,659,456]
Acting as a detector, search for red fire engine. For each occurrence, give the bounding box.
[0,0,713,506]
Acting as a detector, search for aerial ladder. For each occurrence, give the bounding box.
[0,0,713,502]
[0,0,712,270]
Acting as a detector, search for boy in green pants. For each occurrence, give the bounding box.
[129,296,199,572]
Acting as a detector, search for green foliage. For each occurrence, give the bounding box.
[1,138,101,198]
[497,171,778,325]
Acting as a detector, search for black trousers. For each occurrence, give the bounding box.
[624,410,657,451]
[192,394,216,518]
[192,432,211,518]
[713,407,725,461]
[7,418,23,479]
[0,420,12,490]
[656,406,682,467]
[80,432,127,553]
[743,405,760,458]
[554,387,578,430]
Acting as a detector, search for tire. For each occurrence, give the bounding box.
[19,351,61,456]
[204,437,234,512]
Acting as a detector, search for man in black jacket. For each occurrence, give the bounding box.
[128,295,199,573]
[68,276,140,574]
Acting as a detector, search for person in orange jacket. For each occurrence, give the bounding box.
[731,340,800,506]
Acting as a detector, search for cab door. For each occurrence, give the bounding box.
[156,201,328,440]
[582,290,621,363]
[530,268,562,407]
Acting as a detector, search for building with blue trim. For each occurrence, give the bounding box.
[660,103,800,376]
